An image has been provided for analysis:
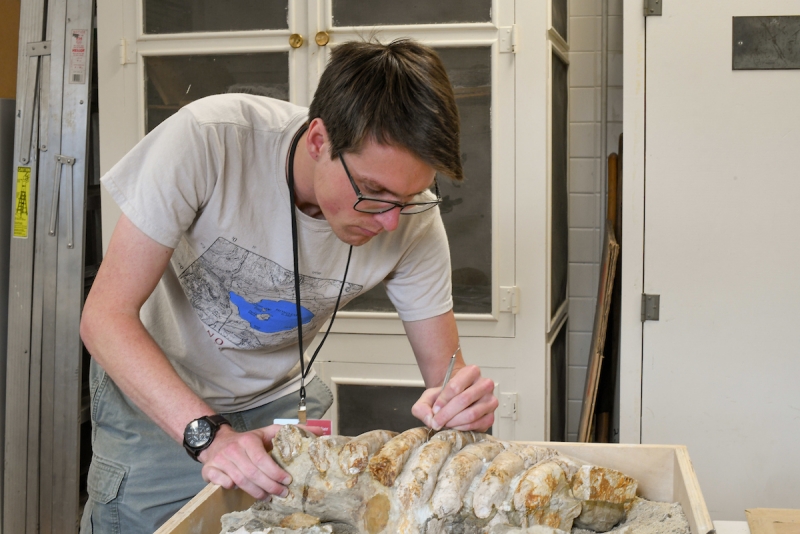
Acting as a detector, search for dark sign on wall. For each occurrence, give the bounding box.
[733,16,800,70]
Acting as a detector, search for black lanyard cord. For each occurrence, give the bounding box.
[300,245,352,395]
[287,124,353,404]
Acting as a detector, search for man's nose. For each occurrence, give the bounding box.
[373,207,401,232]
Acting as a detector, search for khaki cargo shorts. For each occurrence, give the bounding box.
[80,360,332,534]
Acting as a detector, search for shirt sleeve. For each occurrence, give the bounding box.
[101,108,221,248]
[383,210,454,322]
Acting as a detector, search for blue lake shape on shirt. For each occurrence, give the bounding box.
[229,292,313,333]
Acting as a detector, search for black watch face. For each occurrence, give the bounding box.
[185,419,213,448]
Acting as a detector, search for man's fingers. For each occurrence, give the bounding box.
[432,365,481,413]
[203,429,292,499]
[411,365,498,432]
[244,438,293,487]
[437,391,499,431]
[431,374,497,431]
[298,424,326,437]
[234,433,292,490]
[435,374,494,419]
[255,424,284,449]
[215,450,288,499]
[411,387,441,427]
[202,466,234,489]
[203,458,271,500]
[432,390,477,429]
[450,412,496,433]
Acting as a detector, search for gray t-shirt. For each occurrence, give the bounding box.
[102,94,453,412]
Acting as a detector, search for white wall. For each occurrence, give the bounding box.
[566,0,623,440]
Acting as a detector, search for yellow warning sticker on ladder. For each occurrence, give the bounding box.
[14,167,31,238]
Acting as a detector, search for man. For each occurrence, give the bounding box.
[80,39,498,533]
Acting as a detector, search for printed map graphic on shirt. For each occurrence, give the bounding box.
[179,238,362,349]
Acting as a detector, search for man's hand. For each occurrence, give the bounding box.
[411,365,498,432]
[403,311,499,433]
[199,424,325,500]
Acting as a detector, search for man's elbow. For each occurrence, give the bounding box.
[80,308,95,354]
[80,297,104,356]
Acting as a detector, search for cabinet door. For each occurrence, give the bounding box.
[314,1,516,341]
[641,0,800,518]
[97,0,553,440]
[100,0,515,328]
[294,1,520,439]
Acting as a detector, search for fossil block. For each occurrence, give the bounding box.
[368,427,429,487]
[432,439,505,517]
[339,431,395,476]
[222,427,641,534]
[511,461,582,531]
[311,436,353,474]
[487,526,570,534]
[571,465,638,532]
[280,512,322,529]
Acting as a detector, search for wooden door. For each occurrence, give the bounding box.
[637,0,800,519]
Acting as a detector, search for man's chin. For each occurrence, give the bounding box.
[333,228,373,247]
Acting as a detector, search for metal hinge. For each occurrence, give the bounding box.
[500,392,518,420]
[499,286,520,314]
[641,294,661,321]
[499,26,517,54]
[644,0,662,16]
[120,39,137,64]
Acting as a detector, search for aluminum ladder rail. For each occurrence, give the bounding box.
[4,0,95,531]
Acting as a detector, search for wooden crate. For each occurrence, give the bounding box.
[156,442,714,534]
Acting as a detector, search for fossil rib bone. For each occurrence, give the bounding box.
[225,426,639,534]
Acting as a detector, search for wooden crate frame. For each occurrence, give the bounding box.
[156,442,714,534]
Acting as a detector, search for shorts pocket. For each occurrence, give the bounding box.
[86,454,126,504]
[309,377,334,418]
[89,367,110,426]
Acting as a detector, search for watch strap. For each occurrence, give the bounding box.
[205,414,230,429]
[183,414,231,462]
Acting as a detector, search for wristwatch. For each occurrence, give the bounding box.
[183,414,231,462]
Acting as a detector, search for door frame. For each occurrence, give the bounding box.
[618,1,646,444]
[513,0,550,441]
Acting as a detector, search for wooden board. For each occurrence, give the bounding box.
[578,222,620,442]
[155,483,256,534]
[157,442,714,534]
[746,509,800,534]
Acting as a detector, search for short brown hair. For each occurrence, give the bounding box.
[308,39,463,182]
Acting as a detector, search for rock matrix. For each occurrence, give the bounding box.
[222,426,640,534]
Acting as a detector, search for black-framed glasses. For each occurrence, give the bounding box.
[339,154,441,215]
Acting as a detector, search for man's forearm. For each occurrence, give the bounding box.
[81,308,214,443]
[403,310,462,386]
[81,213,218,443]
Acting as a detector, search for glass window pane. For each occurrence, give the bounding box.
[347,47,492,315]
[552,0,568,41]
[551,53,569,318]
[144,0,288,34]
[144,53,289,133]
[333,0,490,27]
[337,384,426,435]
[440,47,492,314]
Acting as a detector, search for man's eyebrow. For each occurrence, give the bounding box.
[358,175,435,199]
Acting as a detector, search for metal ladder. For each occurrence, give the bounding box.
[4,0,97,531]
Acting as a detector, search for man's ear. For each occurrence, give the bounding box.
[305,118,329,161]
